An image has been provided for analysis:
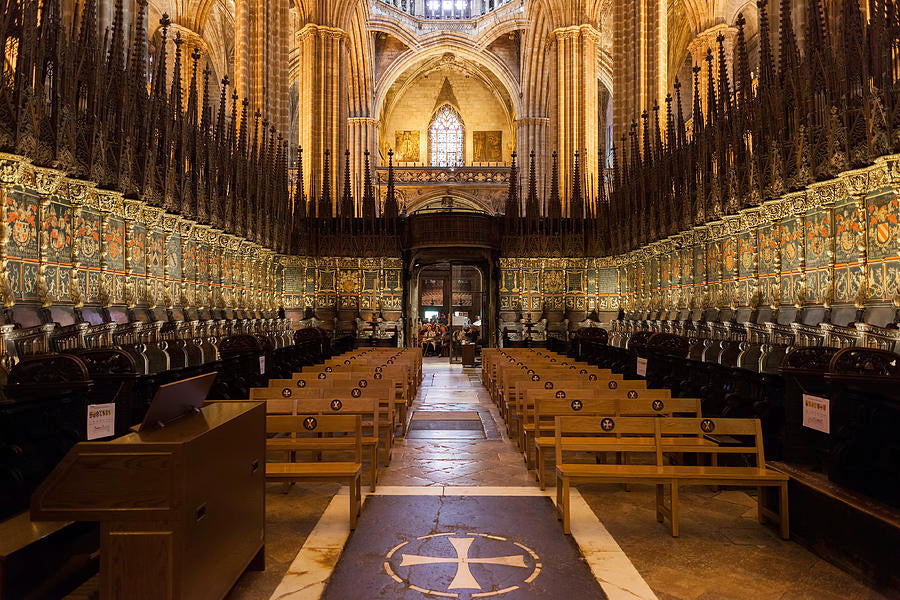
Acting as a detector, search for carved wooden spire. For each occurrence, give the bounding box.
[319,150,332,219]
[526,150,539,221]
[383,149,399,225]
[341,148,354,220]
[505,151,519,218]
[548,151,561,219]
[362,149,376,222]
[570,151,583,220]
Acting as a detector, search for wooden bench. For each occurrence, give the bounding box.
[293,373,396,460]
[554,416,789,538]
[532,396,706,489]
[292,395,381,491]
[265,414,363,528]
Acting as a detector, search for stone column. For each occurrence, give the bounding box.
[297,24,348,215]
[348,116,379,212]
[234,0,292,135]
[515,116,550,211]
[553,25,600,214]
[687,25,737,119]
[612,0,667,143]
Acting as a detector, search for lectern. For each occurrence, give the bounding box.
[31,401,265,600]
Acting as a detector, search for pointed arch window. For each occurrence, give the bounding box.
[429,104,464,167]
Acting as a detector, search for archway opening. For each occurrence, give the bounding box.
[416,263,486,360]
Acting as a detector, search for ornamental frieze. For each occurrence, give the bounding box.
[375,166,510,186]
[0,153,27,184]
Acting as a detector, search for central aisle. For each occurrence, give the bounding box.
[266,357,655,600]
[378,359,533,488]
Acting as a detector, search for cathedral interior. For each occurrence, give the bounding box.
[0,0,899,598]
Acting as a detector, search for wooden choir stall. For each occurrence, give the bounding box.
[29,400,266,600]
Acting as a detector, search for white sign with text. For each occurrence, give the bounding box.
[87,403,115,440]
[636,357,648,377]
[802,394,830,434]
[259,355,266,375]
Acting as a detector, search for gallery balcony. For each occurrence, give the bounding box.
[377,0,516,20]
[375,165,511,215]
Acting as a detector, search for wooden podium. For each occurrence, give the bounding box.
[31,401,266,600]
[461,344,477,367]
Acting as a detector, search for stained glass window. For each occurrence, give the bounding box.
[429,105,464,167]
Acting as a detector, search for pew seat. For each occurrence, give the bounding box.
[265,414,363,528]
[554,416,789,539]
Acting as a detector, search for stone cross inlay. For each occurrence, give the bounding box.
[399,536,528,590]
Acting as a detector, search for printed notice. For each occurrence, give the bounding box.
[802,394,830,434]
[636,357,648,377]
[87,403,115,440]
[259,355,266,375]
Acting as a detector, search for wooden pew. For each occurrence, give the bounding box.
[531,396,704,489]
[265,414,363,528]
[554,416,789,538]
[294,390,380,492]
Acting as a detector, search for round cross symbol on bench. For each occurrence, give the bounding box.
[579,369,587,374]
[318,373,327,379]
[700,419,716,433]
[385,533,541,597]
[627,390,639,399]
[652,399,665,412]
[544,381,554,390]
[303,417,318,431]
[330,399,342,411]
[326,367,333,372]
[297,379,306,388]
[358,379,368,388]
[555,390,566,399]
[531,374,540,381]
[571,399,583,411]
[281,388,292,398]
[601,418,615,432]
[607,380,616,389]
[352,388,362,398]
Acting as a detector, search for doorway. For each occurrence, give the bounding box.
[410,257,494,356]
[416,264,485,358]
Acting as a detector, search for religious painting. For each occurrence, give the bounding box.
[6,193,38,259]
[395,131,420,162]
[739,233,755,276]
[834,199,860,263]
[806,211,830,268]
[473,131,502,163]
[867,192,899,259]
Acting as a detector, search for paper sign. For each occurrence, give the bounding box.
[87,403,115,440]
[636,357,648,377]
[259,355,266,375]
[802,394,830,434]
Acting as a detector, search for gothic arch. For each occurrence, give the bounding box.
[373,45,521,126]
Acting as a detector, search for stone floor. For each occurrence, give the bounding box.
[224,358,887,600]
